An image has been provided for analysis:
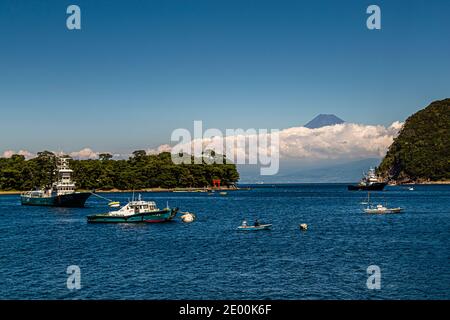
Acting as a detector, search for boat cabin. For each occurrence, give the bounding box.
[115,200,159,215]
[53,158,76,196]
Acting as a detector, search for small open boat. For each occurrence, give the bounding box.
[237,224,272,231]
[364,204,403,214]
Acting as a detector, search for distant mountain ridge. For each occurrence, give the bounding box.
[238,158,381,183]
[304,114,345,129]
[277,158,381,183]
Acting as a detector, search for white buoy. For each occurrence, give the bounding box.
[300,223,308,231]
[181,212,196,223]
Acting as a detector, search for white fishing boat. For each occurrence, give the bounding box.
[87,195,178,223]
[361,192,403,214]
[21,157,91,207]
[364,204,403,214]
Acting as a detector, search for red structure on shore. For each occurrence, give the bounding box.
[212,179,221,188]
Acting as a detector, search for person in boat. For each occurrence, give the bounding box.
[254,219,260,227]
[242,219,248,227]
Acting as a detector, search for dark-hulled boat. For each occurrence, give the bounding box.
[21,190,91,207]
[347,182,387,191]
[347,168,387,191]
[21,157,91,208]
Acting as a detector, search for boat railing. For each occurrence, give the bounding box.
[22,190,46,198]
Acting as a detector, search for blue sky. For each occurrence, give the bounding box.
[0,0,449,154]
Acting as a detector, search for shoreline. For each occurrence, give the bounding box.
[0,186,240,195]
[89,186,241,193]
[2,181,450,195]
[388,181,450,185]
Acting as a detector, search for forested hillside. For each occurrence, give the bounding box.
[377,99,450,183]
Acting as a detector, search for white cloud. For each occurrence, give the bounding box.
[146,144,172,155]
[2,150,35,159]
[1,121,404,162]
[389,121,404,132]
[69,148,99,160]
[2,150,15,158]
[278,122,403,159]
[166,121,404,161]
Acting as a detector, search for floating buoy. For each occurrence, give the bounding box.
[108,201,120,208]
[181,212,196,223]
[299,223,308,231]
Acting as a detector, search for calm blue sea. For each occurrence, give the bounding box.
[0,184,449,300]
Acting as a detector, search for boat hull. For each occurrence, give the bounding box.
[145,208,178,223]
[347,182,387,191]
[87,208,178,223]
[21,192,91,208]
[364,208,403,214]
